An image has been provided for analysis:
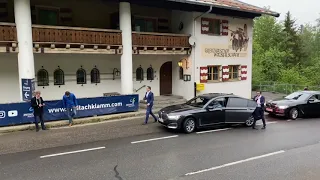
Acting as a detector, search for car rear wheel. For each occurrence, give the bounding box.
[289,108,299,120]
[245,116,254,127]
[183,118,196,133]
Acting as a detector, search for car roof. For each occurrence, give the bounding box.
[295,91,320,95]
[199,93,239,99]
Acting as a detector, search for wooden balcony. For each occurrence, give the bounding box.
[0,23,191,55]
[132,32,191,55]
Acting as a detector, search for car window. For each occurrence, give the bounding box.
[285,92,309,100]
[208,98,226,108]
[227,98,248,108]
[247,100,257,108]
[186,96,210,108]
[309,95,320,102]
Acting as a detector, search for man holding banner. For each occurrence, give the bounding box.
[63,91,78,127]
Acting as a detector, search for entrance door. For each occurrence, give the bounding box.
[160,61,172,95]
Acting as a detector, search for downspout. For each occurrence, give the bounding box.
[192,5,212,97]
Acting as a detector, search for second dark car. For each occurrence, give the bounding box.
[157,93,257,133]
[265,91,320,120]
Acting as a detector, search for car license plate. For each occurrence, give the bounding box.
[158,118,163,123]
[266,108,273,112]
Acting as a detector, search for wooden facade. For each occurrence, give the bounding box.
[0,23,191,54]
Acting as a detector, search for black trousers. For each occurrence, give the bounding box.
[34,113,46,130]
[252,107,266,128]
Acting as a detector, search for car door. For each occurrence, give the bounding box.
[304,94,320,116]
[199,98,226,126]
[225,97,252,123]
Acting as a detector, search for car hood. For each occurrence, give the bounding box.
[268,98,299,106]
[159,104,200,114]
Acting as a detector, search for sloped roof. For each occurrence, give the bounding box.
[169,0,279,17]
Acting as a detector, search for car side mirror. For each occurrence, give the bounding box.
[308,99,315,103]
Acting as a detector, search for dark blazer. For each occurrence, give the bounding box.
[143,91,154,107]
[253,95,265,108]
[31,97,44,116]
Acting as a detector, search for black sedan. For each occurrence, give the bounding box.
[157,93,257,133]
[265,91,320,120]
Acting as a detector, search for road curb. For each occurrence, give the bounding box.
[0,109,160,134]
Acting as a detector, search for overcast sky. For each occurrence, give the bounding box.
[243,0,319,25]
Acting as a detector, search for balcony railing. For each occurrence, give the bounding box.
[0,23,122,46]
[132,32,190,48]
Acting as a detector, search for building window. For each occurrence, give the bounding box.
[179,67,184,80]
[76,68,86,84]
[37,7,59,26]
[201,18,221,35]
[229,65,240,80]
[207,66,220,81]
[37,68,49,86]
[133,17,157,32]
[136,67,144,81]
[53,68,65,85]
[147,67,154,80]
[90,67,100,83]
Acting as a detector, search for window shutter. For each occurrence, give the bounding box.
[201,18,210,34]
[240,65,247,80]
[221,20,228,36]
[222,66,229,81]
[200,67,208,83]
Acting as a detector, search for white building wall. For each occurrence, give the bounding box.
[0,53,184,103]
[194,13,253,99]
[171,10,195,100]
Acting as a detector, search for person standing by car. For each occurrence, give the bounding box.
[31,91,46,132]
[252,91,266,129]
[304,86,309,91]
[143,86,158,125]
[63,91,78,127]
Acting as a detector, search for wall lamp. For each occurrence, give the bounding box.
[113,68,120,80]
[178,58,189,69]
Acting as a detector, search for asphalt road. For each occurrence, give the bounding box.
[1,116,320,180]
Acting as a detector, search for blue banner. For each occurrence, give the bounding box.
[0,94,139,127]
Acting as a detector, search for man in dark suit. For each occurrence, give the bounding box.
[143,86,158,125]
[252,91,266,129]
[31,91,46,132]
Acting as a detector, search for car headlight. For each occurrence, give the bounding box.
[278,105,288,109]
[167,115,181,120]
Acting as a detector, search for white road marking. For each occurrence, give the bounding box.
[196,128,232,134]
[184,150,285,176]
[40,147,106,158]
[131,135,179,144]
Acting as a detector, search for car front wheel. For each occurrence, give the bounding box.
[182,118,196,133]
[289,108,299,120]
[245,116,254,127]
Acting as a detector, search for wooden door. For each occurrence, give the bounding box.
[160,61,172,95]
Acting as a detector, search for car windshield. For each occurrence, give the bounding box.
[285,92,309,100]
[186,96,210,108]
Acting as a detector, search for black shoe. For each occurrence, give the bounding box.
[154,119,158,123]
[36,128,39,132]
[42,128,47,130]
[262,126,266,129]
[252,127,257,130]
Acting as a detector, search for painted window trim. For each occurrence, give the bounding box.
[201,17,222,35]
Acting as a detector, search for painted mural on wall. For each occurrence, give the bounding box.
[201,23,249,58]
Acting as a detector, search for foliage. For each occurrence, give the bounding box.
[253,12,320,88]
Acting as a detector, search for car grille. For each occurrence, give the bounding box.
[266,103,277,108]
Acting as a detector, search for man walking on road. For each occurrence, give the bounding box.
[31,91,46,132]
[63,91,78,127]
[143,86,158,125]
[252,91,266,129]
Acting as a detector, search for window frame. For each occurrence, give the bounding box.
[147,67,154,81]
[90,67,100,84]
[76,68,87,84]
[53,68,65,86]
[201,18,221,35]
[35,6,60,25]
[179,67,184,80]
[229,65,240,80]
[207,65,221,82]
[136,67,144,81]
[37,68,49,86]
